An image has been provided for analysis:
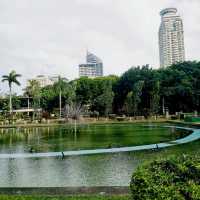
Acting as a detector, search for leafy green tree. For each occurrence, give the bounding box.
[39,80,75,116]
[132,81,144,116]
[94,80,114,116]
[75,76,118,116]
[2,71,21,114]
[124,81,144,116]
[0,95,20,114]
[124,91,134,116]
[159,61,198,113]
[40,85,56,113]
[150,80,160,115]
[24,79,41,119]
[75,77,93,105]
[115,65,156,116]
[114,61,200,115]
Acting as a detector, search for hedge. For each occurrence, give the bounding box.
[130,155,200,199]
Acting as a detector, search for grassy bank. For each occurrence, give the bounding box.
[130,136,200,166]
[0,196,131,200]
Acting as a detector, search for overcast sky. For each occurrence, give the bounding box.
[0,0,199,94]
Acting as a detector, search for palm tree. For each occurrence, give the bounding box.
[55,76,68,119]
[24,79,41,117]
[2,70,21,114]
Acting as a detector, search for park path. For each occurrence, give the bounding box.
[0,126,199,159]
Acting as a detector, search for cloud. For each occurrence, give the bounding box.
[0,0,199,94]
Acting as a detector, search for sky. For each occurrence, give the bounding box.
[0,0,199,94]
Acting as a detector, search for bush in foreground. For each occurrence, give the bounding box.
[130,155,200,200]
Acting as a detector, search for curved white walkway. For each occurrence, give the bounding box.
[0,126,200,159]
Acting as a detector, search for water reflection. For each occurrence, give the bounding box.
[0,153,140,187]
[0,123,191,187]
[0,124,189,153]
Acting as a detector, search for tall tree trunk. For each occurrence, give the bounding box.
[59,90,62,119]
[9,86,12,114]
[74,119,77,141]
[162,97,165,115]
[27,96,30,116]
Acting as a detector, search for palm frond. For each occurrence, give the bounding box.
[2,75,9,78]
[13,80,21,86]
[14,74,22,78]
[2,75,9,80]
[2,78,8,82]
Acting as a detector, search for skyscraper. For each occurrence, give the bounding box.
[79,52,103,78]
[159,8,185,68]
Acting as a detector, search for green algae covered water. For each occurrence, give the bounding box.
[0,123,193,187]
[0,123,188,153]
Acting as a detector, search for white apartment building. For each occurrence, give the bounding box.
[159,8,185,68]
[28,75,59,88]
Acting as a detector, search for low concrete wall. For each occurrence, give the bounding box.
[0,187,130,196]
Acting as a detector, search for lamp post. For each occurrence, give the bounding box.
[162,96,165,115]
[27,95,30,116]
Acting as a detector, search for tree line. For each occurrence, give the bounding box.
[0,61,200,118]
[114,61,200,116]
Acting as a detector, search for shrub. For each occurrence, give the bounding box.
[130,155,200,200]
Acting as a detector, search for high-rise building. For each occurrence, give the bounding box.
[79,52,103,78]
[159,8,185,68]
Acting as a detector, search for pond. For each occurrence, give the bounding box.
[0,123,192,187]
[0,123,189,153]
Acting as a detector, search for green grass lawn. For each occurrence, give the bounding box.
[0,196,130,200]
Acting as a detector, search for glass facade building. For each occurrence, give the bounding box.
[79,52,103,78]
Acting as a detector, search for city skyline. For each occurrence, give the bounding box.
[0,0,199,94]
